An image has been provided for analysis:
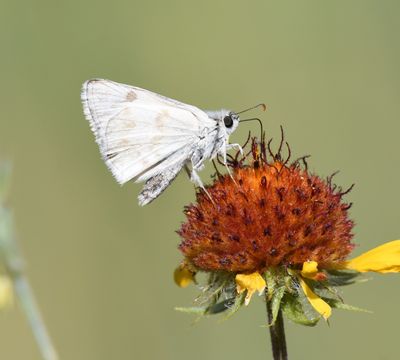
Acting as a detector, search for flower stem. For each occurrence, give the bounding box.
[0,165,58,360]
[266,291,288,360]
[13,273,59,360]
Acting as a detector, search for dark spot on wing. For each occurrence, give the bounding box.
[126,91,137,102]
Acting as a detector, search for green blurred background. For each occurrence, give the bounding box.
[1,0,400,359]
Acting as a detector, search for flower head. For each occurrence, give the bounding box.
[175,132,400,325]
[178,143,354,273]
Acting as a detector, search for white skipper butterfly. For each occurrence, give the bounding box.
[81,79,264,205]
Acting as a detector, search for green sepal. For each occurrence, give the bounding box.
[207,297,236,314]
[264,268,289,325]
[322,297,372,313]
[223,292,246,319]
[309,280,342,303]
[268,285,285,326]
[175,292,246,318]
[175,271,245,319]
[281,293,320,327]
[195,272,234,306]
[174,306,206,315]
[325,269,365,286]
[265,268,277,300]
[310,277,371,314]
[265,268,299,325]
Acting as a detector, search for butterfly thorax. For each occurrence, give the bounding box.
[189,109,239,169]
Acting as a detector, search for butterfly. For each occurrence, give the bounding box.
[81,79,265,205]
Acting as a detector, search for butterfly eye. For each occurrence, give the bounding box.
[223,115,234,128]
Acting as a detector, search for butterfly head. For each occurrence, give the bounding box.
[206,109,240,135]
[222,111,240,135]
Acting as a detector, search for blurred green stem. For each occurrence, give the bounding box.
[266,292,288,360]
[13,272,59,360]
[0,164,58,360]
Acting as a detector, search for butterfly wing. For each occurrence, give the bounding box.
[138,150,191,206]
[81,79,213,185]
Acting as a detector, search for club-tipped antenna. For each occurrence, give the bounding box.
[236,103,267,115]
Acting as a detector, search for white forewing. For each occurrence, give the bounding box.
[81,79,214,184]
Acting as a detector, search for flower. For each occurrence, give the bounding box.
[174,133,400,324]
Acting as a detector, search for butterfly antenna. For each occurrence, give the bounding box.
[236,103,267,115]
[239,117,264,141]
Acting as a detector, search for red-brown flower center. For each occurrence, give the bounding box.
[178,158,354,273]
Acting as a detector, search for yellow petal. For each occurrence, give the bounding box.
[235,272,266,306]
[174,264,195,288]
[299,276,331,320]
[338,240,400,273]
[301,261,319,279]
[0,276,13,308]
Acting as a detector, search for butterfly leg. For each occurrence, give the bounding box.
[184,165,215,204]
[219,146,238,185]
[226,143,244,156]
